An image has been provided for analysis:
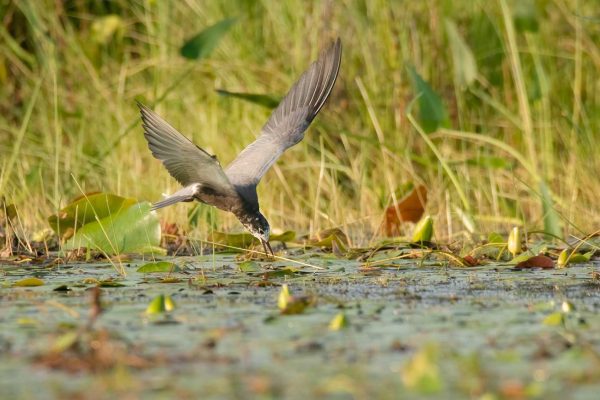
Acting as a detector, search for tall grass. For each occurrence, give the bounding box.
[1,0,599,245]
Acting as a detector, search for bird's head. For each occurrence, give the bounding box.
[241,212,273,257]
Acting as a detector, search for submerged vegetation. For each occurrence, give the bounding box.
[1,0,600,398]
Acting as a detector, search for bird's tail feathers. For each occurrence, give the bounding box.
[150,184,200,211]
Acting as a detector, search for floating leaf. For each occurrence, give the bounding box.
[278,285,290,309]
[180,18,236,60]
[98,280,126,288]
[540,182,562,240]
[238,260,260,273]
[515,255,554,269]
[412,215,433,244]
[384,185,428,236]
[146,294,176,315]
[216,89,280,109]
[444,19,477,88]
[137,261,179,273]
[48,193,136,239]
[329,312,349,331]
[407,65,449,133]
[508,227,522,258]
[543,312,563,326]
[277,284,309,315]
[401,344,443,393]
[13,277,44,287]
[271,231,296,243]
[63,202,163,255]
[557,249,592,268]
[308,228,349,250]
[212,230,296,249]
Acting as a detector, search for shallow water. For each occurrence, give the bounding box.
[1,252,599,399]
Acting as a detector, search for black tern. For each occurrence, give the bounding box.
[138,38,342,256]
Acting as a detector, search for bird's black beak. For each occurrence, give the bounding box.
[261,239,274,258]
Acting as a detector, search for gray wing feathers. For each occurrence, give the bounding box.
[225,38,342,187]
[138,103,235,195]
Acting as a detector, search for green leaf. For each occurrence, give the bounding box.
[146,294,176,315]
[539,182,562,240]
[137,261,179,273]
[13,277,44,287]
[407,66,449,133]
[444,19,477,88]
[271,231,296,243]
[487,232,505,244]
[238,260,260,273]
[212,230,296,249]
[412,215,433,243]
[543,312,564,326]
[63,202,163,255]
[277,284,309,315]
[216,89,280,109]
[329,312,349,331]
[180,18,236,60]
[48,193,137,238]
[211,231,257,248]
[308,228,349,249]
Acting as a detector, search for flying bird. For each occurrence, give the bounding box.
[138,38,342,257]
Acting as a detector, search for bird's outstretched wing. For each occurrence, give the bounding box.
[225,38,342,200]
[138,103,237,197]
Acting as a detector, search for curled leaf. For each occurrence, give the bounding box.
[412,216,433,243]
[146,294,176,315]
[329,312,349,331]
[507,227,522,258]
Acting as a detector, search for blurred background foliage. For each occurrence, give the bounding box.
[1,0,599,244]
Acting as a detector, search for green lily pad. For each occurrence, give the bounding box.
[48,193,137,238]
[63,202,163,256]
[137,261,179,273]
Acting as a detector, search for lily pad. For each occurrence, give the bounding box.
[137,261,179,273]
[13,277,44,287]
[48,193,136,239]
[63,202,163,256]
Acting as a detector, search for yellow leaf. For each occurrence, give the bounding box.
[329,312,349,331]
[13,277,44,287]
